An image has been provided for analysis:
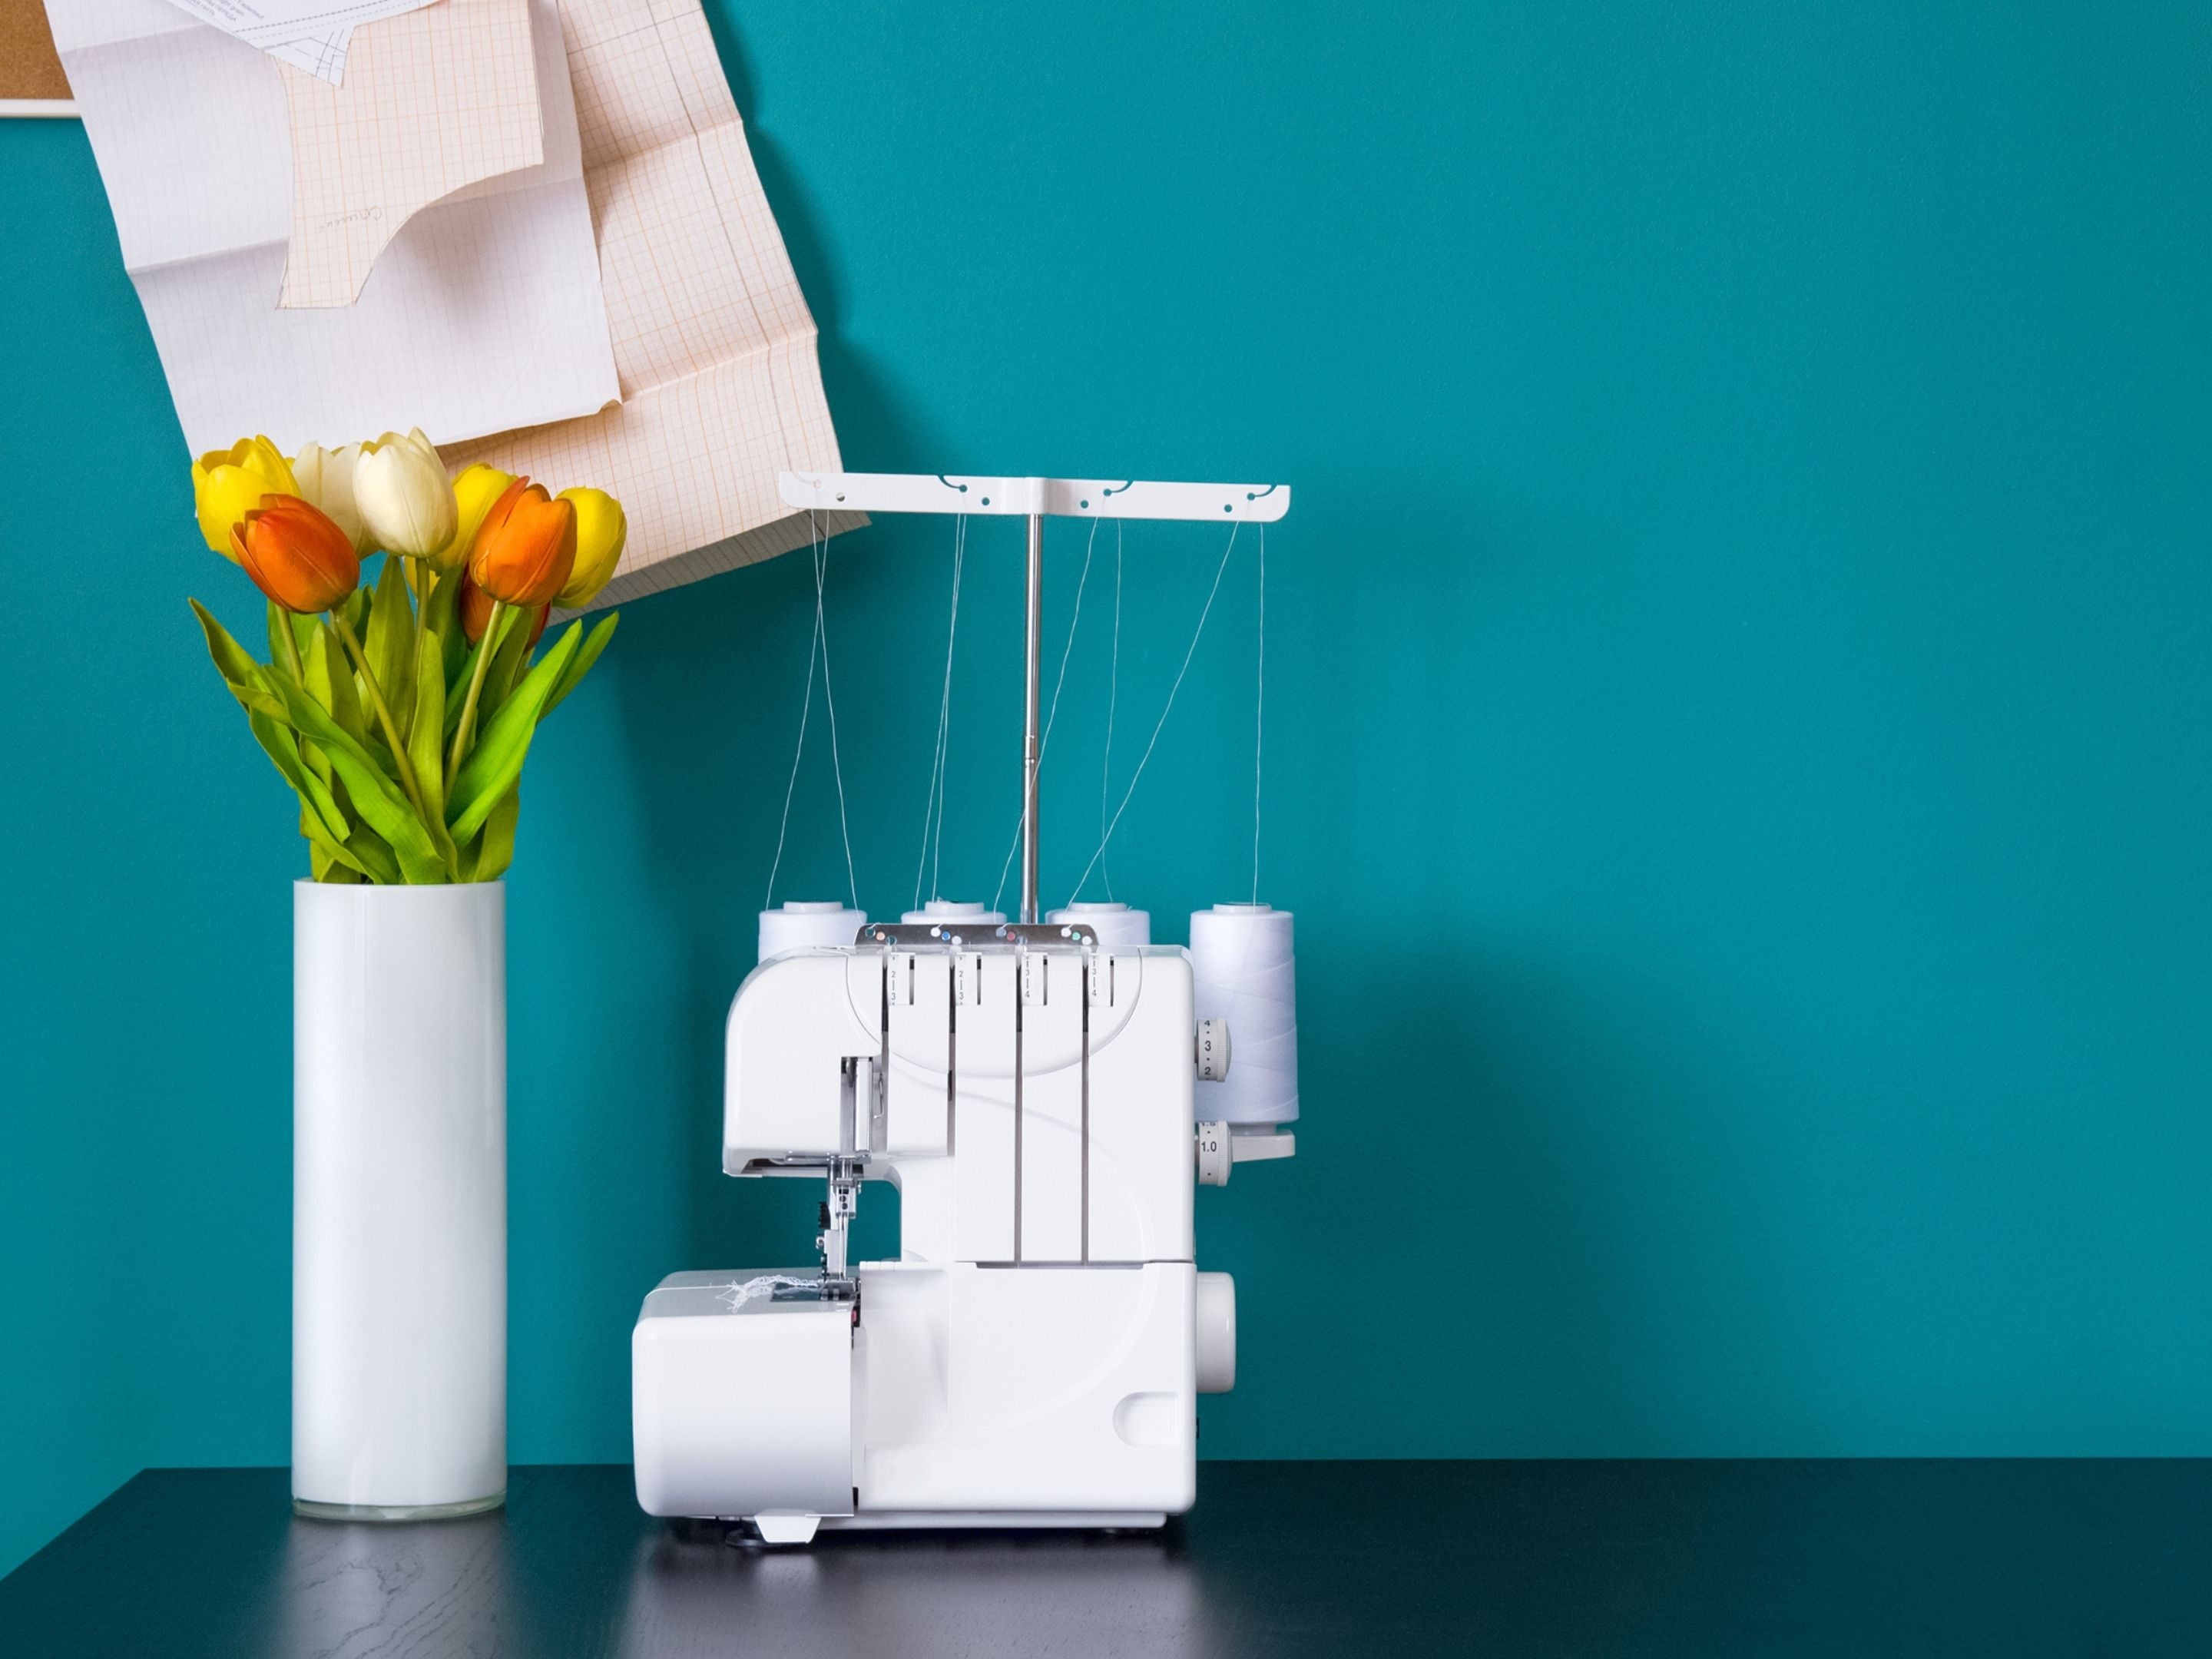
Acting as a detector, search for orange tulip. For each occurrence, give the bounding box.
[230,495,361,614]
[459,568,548,647]
[468,478,575,608]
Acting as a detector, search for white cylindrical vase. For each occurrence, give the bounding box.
[293,880,506,1521]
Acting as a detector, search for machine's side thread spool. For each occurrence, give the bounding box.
[1189,903,1298,1124]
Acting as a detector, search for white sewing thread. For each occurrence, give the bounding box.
[763,515,824,909]
[1066,520,1240,906]
[767,512,858,909]
[715,1273,815,1312]
[813,516,861,911]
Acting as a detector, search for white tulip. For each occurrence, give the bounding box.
[291,441,373,554]
[356,429,459,561]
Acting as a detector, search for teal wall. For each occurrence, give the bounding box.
[5,0,2210,1576]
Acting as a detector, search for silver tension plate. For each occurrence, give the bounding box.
[857,922,1098,950]
[861,923,981,948]
[998,922,1097,948]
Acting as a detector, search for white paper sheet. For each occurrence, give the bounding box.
[444,0,856,608]
[160,0,438,84]
[50,0,621,454]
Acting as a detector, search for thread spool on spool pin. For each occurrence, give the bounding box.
[900,900,1006,932]
[757,901,869,963]
[1045,902,1152,949]
[1189,903,1298,1127]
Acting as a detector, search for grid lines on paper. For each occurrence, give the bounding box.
[442,0,843,592]
[278,0,543,310]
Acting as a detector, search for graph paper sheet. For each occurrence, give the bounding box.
[49,0,618,454]
[157,0,438,85]
[443,0,858,609]
[278,0,544,308]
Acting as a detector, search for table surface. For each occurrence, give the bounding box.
[2,1461,2207,1657]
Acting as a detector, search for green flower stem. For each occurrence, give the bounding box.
[277,612,306,684]
[409,558,434,680]
[331,611,455,878]
[446,598,505,793]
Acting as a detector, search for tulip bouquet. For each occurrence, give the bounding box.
[189,430,624,883]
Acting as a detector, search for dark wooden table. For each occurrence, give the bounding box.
[2,1462,2207,1657]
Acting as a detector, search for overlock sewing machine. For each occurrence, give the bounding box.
[631,474,1296,1541]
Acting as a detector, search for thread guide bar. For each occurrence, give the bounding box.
[780,472,1291,523]
[777,469,1289,924]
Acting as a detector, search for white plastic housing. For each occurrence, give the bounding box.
[641,929,1289,1533]
[633,1274,854,1521]
[855,1262,1195,1515]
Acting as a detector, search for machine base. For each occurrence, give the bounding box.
[737,1510,1168,1545]
[825,1510,1167,1532]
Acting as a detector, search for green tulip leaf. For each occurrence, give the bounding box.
[445,623,582,843]
[409,637,447,828]
[251,709,349,843]
[464,785,520,882]
[330,815,401,884]
[260,670,448,883]
[265,604,295,680]
[541,612,618,718]
[306,810,400,884]
[366,555,416,739]
[303,808,370,881]
[310,846,365,883]
[444,604,529,742]
[260,604,316,683]
[320,748,443,882]
[190,600,287,722]
[478,606,537,724]
[190,598,259,687]
[306,624,374,759]
[421,570,469,689]
[339,586,371,638]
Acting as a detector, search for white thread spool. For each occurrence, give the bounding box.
[900,901,1005,929]
[1046,902,1152,949]
[1189,903,1298,1124]
[758,901,868,962]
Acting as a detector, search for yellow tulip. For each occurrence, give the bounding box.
[433,462,516,574]
[553,488,627,608]
[290,441,373,555]
[355,429,458,561]
[192,435,296,560]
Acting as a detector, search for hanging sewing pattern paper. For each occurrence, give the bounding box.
[276,0,548,310]
[155,0,440,84]
[442,0,861,610]
[48,0,620,452]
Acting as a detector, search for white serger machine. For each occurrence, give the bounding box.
[632,473,1296,1542]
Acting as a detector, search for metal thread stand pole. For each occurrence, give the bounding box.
[1021,510,1044,923]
